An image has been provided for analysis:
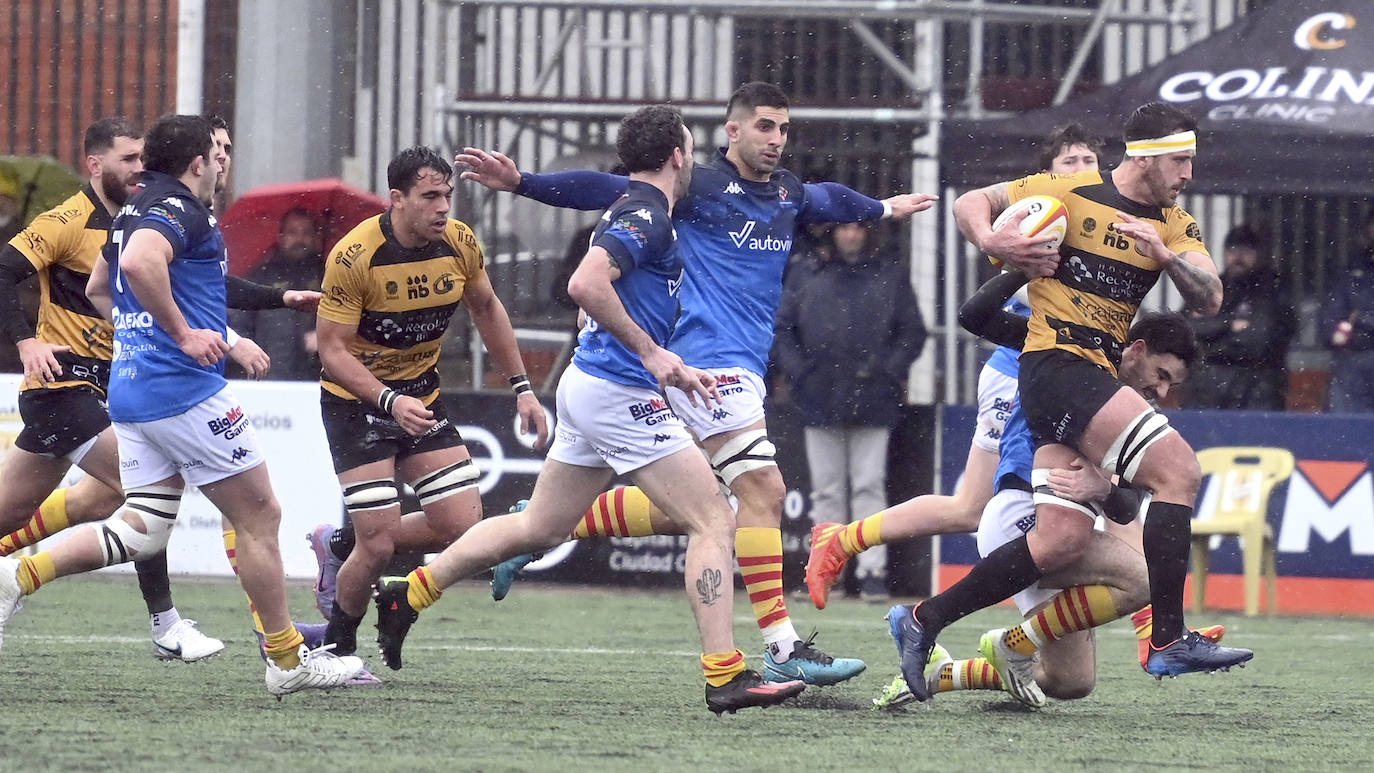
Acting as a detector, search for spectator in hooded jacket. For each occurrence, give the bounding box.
[773,221,926,600]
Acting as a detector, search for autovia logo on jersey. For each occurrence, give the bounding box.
[728,220,793,253]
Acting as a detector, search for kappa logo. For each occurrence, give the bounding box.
[633,208,653,224]
[728,220,756,249]
[231,447,250,462]
[165,199,185,211]
[723,182,744,195]
[652,433,673,444]
[711,408,731,421]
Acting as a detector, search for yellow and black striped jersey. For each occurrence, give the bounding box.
[1008,170,1208,373]
[318,212,485,405]
[7,185,115,392]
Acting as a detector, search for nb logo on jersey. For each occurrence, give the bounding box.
[728,220,756,248]
[723,182,744,195]
[407,274,430,299]
[1102,226,1130,251]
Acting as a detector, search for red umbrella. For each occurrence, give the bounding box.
[220,178,389,276]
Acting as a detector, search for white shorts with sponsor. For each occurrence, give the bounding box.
[975,488,1055,615]
[114,385,265,489]
[548,363,697,475]
[972,364,1018,453]
[666,366,767,441]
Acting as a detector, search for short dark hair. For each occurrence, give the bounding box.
[616,105,686,174]
[84,117,141,156]
[1223,223,1268,256]
[387,146,452,193]
[1123,101,1198,143]
[726,82,789,120]
[1128,312,1199,369]
[205,114,229,132]
[141,114,214,177]
[1036,123,1104,172]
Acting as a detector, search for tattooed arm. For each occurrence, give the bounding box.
[1113,211,1222,315]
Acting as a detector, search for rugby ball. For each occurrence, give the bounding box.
[988,194,1069,266]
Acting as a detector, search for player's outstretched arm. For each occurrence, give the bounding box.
[463,272,550,450]
[954,183,1060,277]
[456,147,626,211]
[799,182,936,225]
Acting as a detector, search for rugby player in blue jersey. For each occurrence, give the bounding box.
[372,105,806,714]
[452,83,936,687]
[0,114,363,695]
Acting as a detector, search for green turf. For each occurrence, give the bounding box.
[1,575,1371,772]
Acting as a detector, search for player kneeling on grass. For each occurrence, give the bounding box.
[371,105,804,714]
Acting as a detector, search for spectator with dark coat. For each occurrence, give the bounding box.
[1184,224,1295,411]
[773,221,926,599]
[1322,210,1374,412]
[228,207,325,380]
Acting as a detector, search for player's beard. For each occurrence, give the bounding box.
[100,168,132,207]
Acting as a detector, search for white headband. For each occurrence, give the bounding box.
[1125,130,1196,157]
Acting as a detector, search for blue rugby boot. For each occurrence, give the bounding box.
[1146,630,1254,678]
[762,631,866,686]
[490,500,535,601]
[886,603,937,702]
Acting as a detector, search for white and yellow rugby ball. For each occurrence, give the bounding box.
[988,194,1068,267]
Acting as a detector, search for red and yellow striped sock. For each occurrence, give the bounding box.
[263,626,305,669]
[937,657,1004,693]
[406,566,442,611]
[222,529,265,634]
[0,489,71,555]
[1004,585,1119,656]
[701,649,747,687]
[836,512,884,557]
[736,527,798,652]
[572,487,657,538]
[16,552,56,595]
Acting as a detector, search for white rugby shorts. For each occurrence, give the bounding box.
[548,363,697,475]
[972,364,1018,453]
[113,385,264,489]
[975,488,1055,615]
[666,366,767,441]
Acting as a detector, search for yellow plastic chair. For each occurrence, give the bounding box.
[1190,447,1293,617]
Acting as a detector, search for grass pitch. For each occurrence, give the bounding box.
[1,576,1370,772]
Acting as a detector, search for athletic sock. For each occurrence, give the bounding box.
[135,551,175,615]
[701,649,747,687]
[324,602,363,653]
[836,512,884,557]
[263,626,305,669]
[1131,605,1154,668]
[0,489,71,555]
[915,535,1042,638]
[150,607,183,639]
[938,657,1004,693]
[328,522,356,562]
[222,528,265,634]
[572,487,656,538]
[736,527,799,659]
[1142,501,1193,648]
[405,566,441,611]
[16,552,56,595]
[1003,585,1119,656]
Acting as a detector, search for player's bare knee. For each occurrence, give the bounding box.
[1042,675,1095,701]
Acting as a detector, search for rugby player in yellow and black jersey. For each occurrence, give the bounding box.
[896,101,1253,690]
[314,146,548,655]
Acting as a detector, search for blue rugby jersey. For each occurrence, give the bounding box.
[517,149,885,376]
[993,399,1034,493]
[105,171,229,422]
[571,181,683,391]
